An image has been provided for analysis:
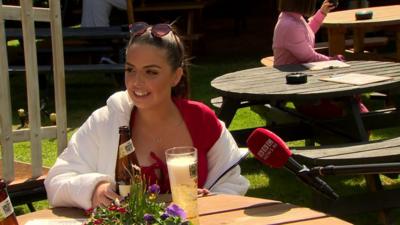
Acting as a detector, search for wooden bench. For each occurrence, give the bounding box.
[1,161,49,211]
[314,36,389,52]
[8,63,125,75]
[292,137,400,224]
[9,64,126,93]
[260,56,274,68]
[38,46,115,55]
[1,1,66,213]
[126,0,205,48]
[293,137,400,165]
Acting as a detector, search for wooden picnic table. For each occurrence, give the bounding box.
[6,25,129,64]
[322,5,400,60]
[17,194,352,225]
[211,60,400,145]
[6,25,128,87]
[3,25,128,211]
[5,25,129,40]
[292,136,400,225]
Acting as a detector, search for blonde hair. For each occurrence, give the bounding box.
[278,0,317,17]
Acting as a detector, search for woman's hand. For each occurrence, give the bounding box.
[320,0,337,15]
[91,181,120,208]
[197,188,210,196]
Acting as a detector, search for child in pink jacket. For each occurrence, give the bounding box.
[272,0,368,123]
[273,0,340,66]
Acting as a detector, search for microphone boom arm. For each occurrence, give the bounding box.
[308,162,400,176]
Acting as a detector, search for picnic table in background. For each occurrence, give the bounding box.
[322,5,400,61]
[211,60,400,224]
[6,25,129,67]
[211,60,400,146]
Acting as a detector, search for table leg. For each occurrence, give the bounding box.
[328,27,346,56]
[365,175,392,225]
[348,97,369,142]
[276,104,357,142]
[353,28,365,54]
[218,97,241,127]
[396,31,400,61]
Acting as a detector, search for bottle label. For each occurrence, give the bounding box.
[119,139,135,159]
[118,184,131,198]
[0,196,14,220]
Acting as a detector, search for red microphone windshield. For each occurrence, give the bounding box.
[246,128,292,168]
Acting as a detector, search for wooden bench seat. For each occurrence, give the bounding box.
[260,56,274,68]
[1,161,49,211]
[315,36,389,51]
[292,136,400,166]
[133,2,205,12]
[291,137,400,223]
[126,1,206,44]
[210,96,251,110]
[8,63,125,75]
[38,46,115,55]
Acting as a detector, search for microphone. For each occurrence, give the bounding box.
[309,163,400,176]
[246,128,339,200]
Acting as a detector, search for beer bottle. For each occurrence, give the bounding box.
[115,126,138,197]
[0,180,19,225]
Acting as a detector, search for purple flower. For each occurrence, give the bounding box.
[147,184,160,194]
[165,203,186,220]
[160,213,169,220]
[143,213,155,223]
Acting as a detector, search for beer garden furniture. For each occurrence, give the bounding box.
[210,60,400,224]
[322,5,400,61]
[16,194,352,225]
[211,60,400,144]
[5,26,129,78]
[0,0,66,211]
[125,0,205,50]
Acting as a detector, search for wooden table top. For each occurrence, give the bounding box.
[211,60,400,102]
[17,194,351,225]
[323,5,400,28]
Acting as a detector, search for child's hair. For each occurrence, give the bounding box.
[278,0,317,17]
[126,24,189,99]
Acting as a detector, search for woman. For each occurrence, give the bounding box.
[45,22,249,210]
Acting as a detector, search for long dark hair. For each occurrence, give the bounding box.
[126,25,190,99]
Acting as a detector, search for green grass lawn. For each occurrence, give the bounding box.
[6,54,400,224]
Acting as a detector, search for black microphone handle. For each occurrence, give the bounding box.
[285,158,339,200]
[286,157,308,172]
[309,162,400,176]
[297,170,339,200]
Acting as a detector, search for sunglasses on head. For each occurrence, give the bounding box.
[129,22,173,38]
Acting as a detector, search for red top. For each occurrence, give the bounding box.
[129,98,222,193]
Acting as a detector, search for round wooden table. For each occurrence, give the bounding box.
[211,60,400,143]
[17,194,352,225]
[323,5,400,60]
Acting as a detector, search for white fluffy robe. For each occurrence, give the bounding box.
[44,91,249,209]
